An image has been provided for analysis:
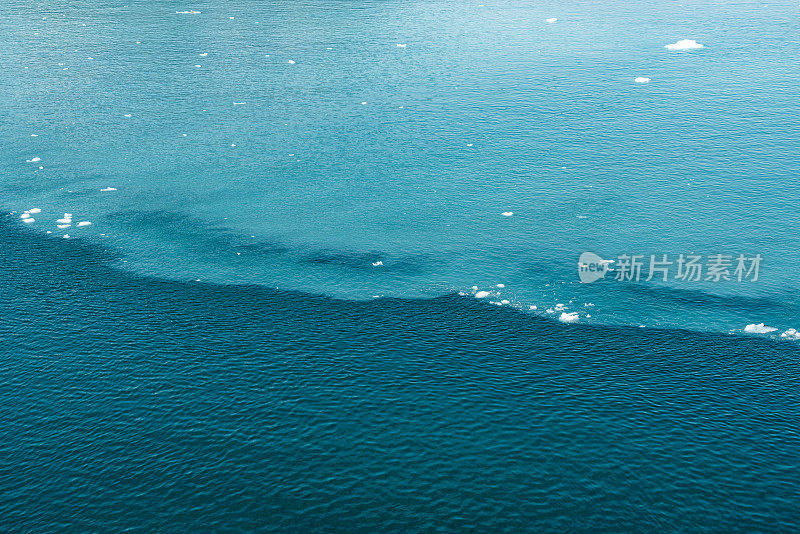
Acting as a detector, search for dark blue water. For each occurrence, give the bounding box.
[2,217,799,532]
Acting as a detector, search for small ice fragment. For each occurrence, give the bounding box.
[396,43,407,48]
[475,291,491,299]
[63,234,70,238]
[100,187,117,191]
[200,52,208,57]
[635,77,651,83]
[546,17,558,23]
[500,299,510,305]
[31,134,38,137]
[744,323,778,334]
[124,114,131,118]
[29,208,41,214]
[23,218,35,224]
[665,39,704,51]
[372,260,383,267]
[501,211,513,217]
[233,102,246,105]
[195,64,201,68]
[496,284,505,288]
[781,328,800,340]
[554,303,566,311]
[529,305,537,310]
[20,212,31,219]
[26,157,41,163]
[559,312,579,323]
[287,60,296,64]
[361,101,367,105]
[57,224,71,229]
[77,221,91,227]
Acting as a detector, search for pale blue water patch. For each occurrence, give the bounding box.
[1,0,799,334]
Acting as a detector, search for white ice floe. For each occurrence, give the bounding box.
[29,208,41,214]
[559,312,579,323]
[396,43,407,48]
[529,305,537,310]
[665,39,704,51]
[26,157,41,163]
[20,212,31,219]
[744,323,778,334]
[372,260,383,267]
[361,101,367,105]
[124,114,131,118]
[57,224,71,229]
[635,77,651,83]
[475,290,491,299]
[100,187,117,191]
[56,213,72,224]
[176,10,201,14]
[781,328,800,340]
[554,303,566,311]
[23,218,35,224]
[501,211,513,217]
[546,17,558,23]
[233,102,246,106]
[496,284,505,288]
[287,60,296,64]
[195,64,201,68]
[77,221,91,227]
[200,52,208,57]
[63,234,70,238]
[500,299,510,305]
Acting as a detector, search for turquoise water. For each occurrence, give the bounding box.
[2,0,800,530]
[2,0,799,334]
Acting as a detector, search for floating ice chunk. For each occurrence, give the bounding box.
[529,305,537,310]
[396,43,407,48]
[781,328,800,340]
[233,102,246,106]
[287,60,296,64]
[23,218,35,224]
[635,77,651,83]
[361,101,367,105]
[554,303,566,311]
[29,208,41,214]
[372,260,383,267]
[546,17,558,23]
[77,221,91,227]
[194,64,201,68]
[26,157,41,163]
[31,134,39,137]
[20,212,31,219]
[475,290,491,299]
[665,39,704,51]
[124,114,131,118]
[500,299,510,305]
[496,284,505,288]
[199,52,208,57]
[744,323,778,334]
[176,10,201,14]
[501,211,513,217]
[559,312,579,323]
[100,187,117,191]
[63,234,70,238]
[57,224,71,229]
[466,143,473,147]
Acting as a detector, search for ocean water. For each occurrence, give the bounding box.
[2,219,800,532]
[2,0,800,530]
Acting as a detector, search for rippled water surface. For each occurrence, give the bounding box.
[2,0,800,531]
